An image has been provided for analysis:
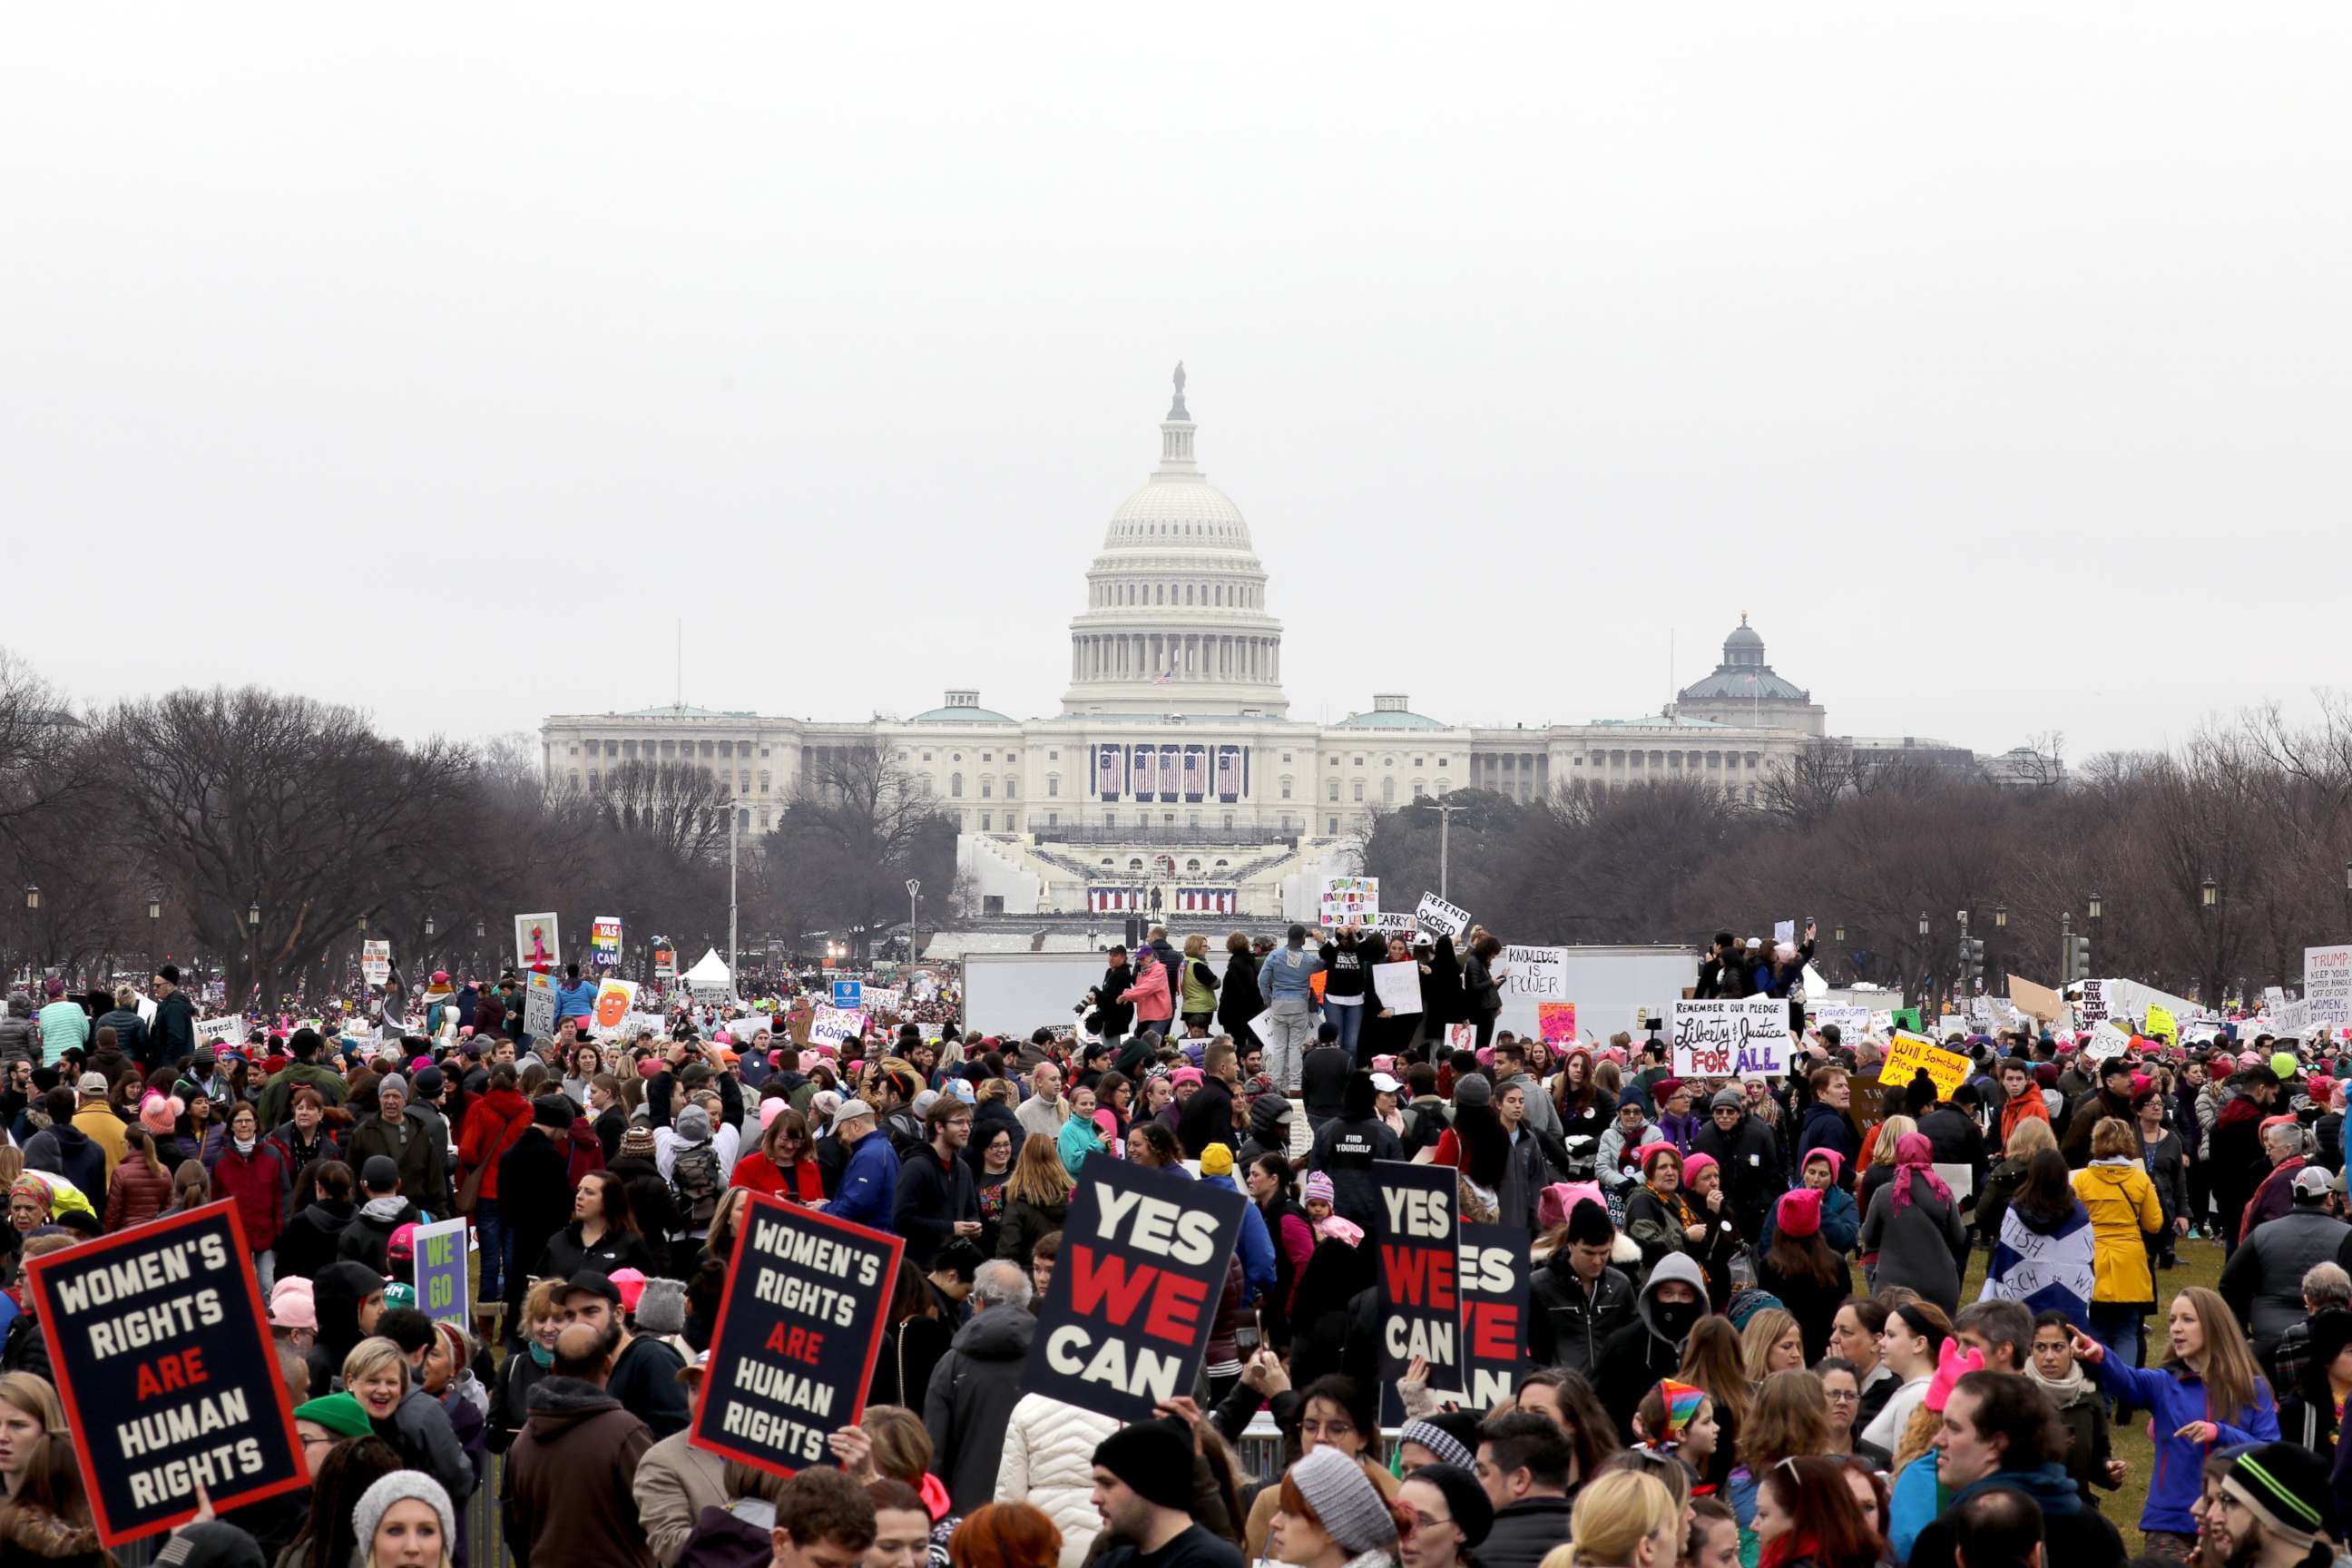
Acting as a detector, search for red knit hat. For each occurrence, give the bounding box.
[1776,1186,1826,1239]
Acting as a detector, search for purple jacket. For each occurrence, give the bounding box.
[1658,1111,1704,1152]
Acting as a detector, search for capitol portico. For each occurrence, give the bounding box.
[542,370,1863,920]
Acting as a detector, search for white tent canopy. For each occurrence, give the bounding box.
[683,948,732,999]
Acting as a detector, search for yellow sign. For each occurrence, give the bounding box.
[2145,1004,2178,1043]
[1879,1032,1974,1101]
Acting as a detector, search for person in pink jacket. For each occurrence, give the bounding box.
[1119,946,1174,1039]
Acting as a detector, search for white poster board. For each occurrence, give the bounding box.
[514,912,562,974]
[588,978,638,1040]
[192,1015,248,1050]
[2083,1021,2132,1061]
[523,971,557,1039]
[1415,893,1472,942]
[810,1006,868,1047]
[860,985,905,1015]
[1500,945,1569,1005]
[2307,946,2352,1033]
[1320,877,1379,929]
[1813,1004,1872,1042]
[1668,997,1788,1078]
[2077,979,2108,1024]
[360,940,390,985]
[1372,961,1424,1014]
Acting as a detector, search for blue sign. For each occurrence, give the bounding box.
[414,1218,470,1327]
[831,979,862,1009]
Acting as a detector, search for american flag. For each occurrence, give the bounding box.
[1152,665,1172,685]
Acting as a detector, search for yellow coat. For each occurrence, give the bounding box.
[2073,1160,2164,1306]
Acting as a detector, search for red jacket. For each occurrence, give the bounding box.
[730,1151,822,1205]
[210,1143,287,1250]
[459,1087,534,1200]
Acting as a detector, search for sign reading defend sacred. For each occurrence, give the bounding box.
[26,1202,302,1546]
[1022,1154,1247,1425]
[691,1196,902,1479]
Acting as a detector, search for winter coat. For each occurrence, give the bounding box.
[2138,1122,2189,1222]
[458,1085,534,1201]
[150,988,198,1064]
[502,1375,657,1568]
[922,1306,1037,1515]
[1904,1462,2127,1568]
[608,1334,693,1439]
[868,1313,953,1413]
[1755,1248,1855,1365]
[1599,1116,1655,1191]
[345,1107,449,1214]
[93,1005,149,1065]
[829,1130,900,1230]
[894,1142,979,1269]
[1690,1107,1783,1240]
[1177,1076,1236,1161]
[499,1129,580,1289]
[1481,1496,1577,1568]
[267,1120,338,1181]
[210,1142,289,1250]
[2220,1205,2352,1354]
[2073,1159,2164,1307]
[1622,1182,1698,1276]
[994,1393,1120,1568]
[488,1345,554,1455]
[1917,1104,1990,1200]
[537,1223,658,1281]
[0,995,34,1067]
[102,1154,176,1232]
[1757,1181,1859,1258]
[21,1124,104,1202]
[308,1259,384,1394]
[1858,1172,1967,1317]
[1526,1254,1636,1376]
[1592,1251,1710,1438]
[253,1060,347,1131]
[728,1150,822,1206]
[1117,959,1173,1026]
[995,1190,1069,1269]
[0,1500,105,1566]
[1461,953,1501,1020]
[632,1427,728,1568]
[2210,1093,2271,1240]
[2089,1356,2280,1534]
[1217,951,1264,1042]
[1308,1113,1402,1233]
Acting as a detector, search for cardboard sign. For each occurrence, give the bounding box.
[26,1202,302,1545]
[523,971,557,1041]
[1443,1223,1529,1411]
[1811,1004,1871,1043]
[1320,877,1379,929]
[2276,997,2312,1039]
[2143,1004,2178,1044]
[809,1007,867,1048]
[514,911,562,974]
[2083,1021,2132,1061]
[1366,912,1420,938]
[860,986,904,1015]
[1669,998,1788,1078]
[590,978,640,1039]
[1373,962,1425,1014]
[691,1197,903,1478]
[1501,945,1569,1004]
[1416,892,1472,941]
[414,1217,470,1326]
[359,940,390,986]
[192,1015,248,1050]
[1879,1032,1972,1099]
[1021,1153,1246,1425]
[1537,1002,1578,1044]
[2306,946,2352,1032]
[1374,1161,1460,1386]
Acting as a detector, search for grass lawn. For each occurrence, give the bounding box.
[1956,1236,2228,1553]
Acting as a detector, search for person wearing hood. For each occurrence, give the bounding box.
[1527,1198,1636,1377]
[1236,1083,1293,1170]
[1689,1085,1782,1242]
[344,1073,449,1216]
[0,994,34,1069]
[309,1259,387,1395]
[22,1086,106,1201]
[1592,1250,1709,1438]
[1859,1132,1968,1317]
[1900,1370,2127,1568]
[503,1318,658,1568]
[921,1259,1038,1516]
[341,1155,425,1275]
[1308,1073,1403,1235]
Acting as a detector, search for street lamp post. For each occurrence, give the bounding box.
[1418,798,1468,900]
[906,878,921,962]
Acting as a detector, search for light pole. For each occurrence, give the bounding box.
[1417,798,1468,900]
[728,801,740,1001]
[906,878,920,961]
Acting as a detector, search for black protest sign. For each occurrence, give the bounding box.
[1374,1160,1460,1385]
[24,1201,302,1546]
[1446,1223,1529,1410]
[691,1195,904,1479]
[1021,1152,1248,1425]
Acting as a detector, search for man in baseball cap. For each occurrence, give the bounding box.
[827,1100,898,1231]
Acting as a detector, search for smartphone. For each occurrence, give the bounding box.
[1234,1311,1262,1358]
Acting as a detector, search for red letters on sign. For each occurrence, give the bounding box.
[1379,1244,1458,1311]
[763,1323,828,1362]
[1067,1243,1209,1344]
[1469,1300,1518,1361]
[133,1347,210,1400]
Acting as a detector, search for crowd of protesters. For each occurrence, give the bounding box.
[0,925,2346,1568]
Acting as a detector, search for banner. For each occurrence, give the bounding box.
[1372,962,1424,1014]
[1668,997,1788,1078]
[1879,1032,1972,1099]
[523,971,557,1040]
[514,912,562,974]
[1021,1153,1246,1424]
[1214,744,1244,804]
[591,916,623,964]
[359,940,390,986]
[691,1197,903,1479]
[1416,892,1472,942]
[414,1217,469,1327]
[1096,744,1125,802]
[809,1007,867,1047]
[1374,1161,1460,1386]
[591,978,639,1039]
[1501,945,1569,1004]
[1537,1002,1578,1044]
[1443,1223,1529,1411]
[26,1202,303,1545]
[1320,877,1379,929]
[192,1015,249,1050]
[2308,946,2352,1033]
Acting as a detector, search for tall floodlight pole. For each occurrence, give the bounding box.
[1417,798,1468,900]
[906,878,921,960]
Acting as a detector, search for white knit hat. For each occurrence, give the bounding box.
[352,1470,455,1556]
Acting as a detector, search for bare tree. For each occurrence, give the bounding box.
[759,744,958,960]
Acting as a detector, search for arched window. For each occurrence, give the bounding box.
[1185,858,1201,872]
[1128,858,1145,871]
[950,773,964,798]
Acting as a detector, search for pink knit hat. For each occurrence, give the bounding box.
[1304,1171,1336,1207]
[139,1092,181,1138]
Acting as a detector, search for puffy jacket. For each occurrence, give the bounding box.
[828,1131,899,1230]
[2090,1354,2279,1534]
[93,1006,149,1065]
[2073,1159,2164,1307]
[1481,1495,1577,1568]
[2220,1205,2352,1353]
[1201,1170,1276,1303]
[923,1306,1036,1515]
[458,1085,534,1201]
[1526,1254,1635,1376]
[103,1155,176,1232]
[0,995,34,1067]
[994,1393,1120,1568]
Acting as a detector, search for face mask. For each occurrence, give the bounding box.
[1652,1298,1702,1341]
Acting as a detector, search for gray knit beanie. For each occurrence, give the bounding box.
[676,1104,712,1142]
[377,1073,409,1101]
[1289,1446,1397,1555]
[352,1470,456,1556]
[636,1276,689,1336]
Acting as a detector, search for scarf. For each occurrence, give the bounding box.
[1645,1183,1697,1229]
[527,1341,554,1367]
[2025,1356,2092,1406]
[1890,1132,1951,1214]
[1759,1534,1821,1568]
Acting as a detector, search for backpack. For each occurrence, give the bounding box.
[671,1141,722,1229]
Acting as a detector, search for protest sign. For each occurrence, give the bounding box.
[26,1202,303,1545]
[1536,1002,1577,1044]
[1367,912,1420,938]
[724,1016,776,1045]
[1891,1007,1923,1034]
[2076,979,2108,1024]
[809,1007,867,1048]
[691,1196,903,1478]
[1373,962,1424,1014]
[1669,998,1788,1078]
[1244,1008,1276,1048]
[2008,975,2064,1023]
[1022,1153,1246,1424]
[860,985,904,1015]
[2143,1004,2178,1044]
[522,971,557,1040]
[2276,997,2312,1038]
[1878,1033,1972,1099]
[2308,946,2352,1033]
[1968,995,1993,1024]
[514,912,561,973]
[1501,945,1569,1004]
[1442,1223,1529,1411]
[590,978,639,1039]
[831,979,864,1010]
[591,916,623,963]
[1415,892,1472,942]
[1936,1015,1966,1039]
[2083,1021,2132,1061]
[1445,1022,1476,1054]
[413,1217,469,1327]
[359,940,390,985]
[192,1015,248,1051]
[1811,1004,1871,1043]
[1774,919,1796,946]
[653,945,677,980]
[1374,1161,1459,1385]
[1320,877,1379,929]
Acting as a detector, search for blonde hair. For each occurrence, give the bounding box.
[861,1405,934,1485]
[1183,934,1208,960]
[1739,1308,1801,1383]
[2004,1116,2056,1161]
[2153,1287,2268,1422]
[1891,1398,1943,1472]
[1552,1469,1678,1568]
[1005,1134,1075,1207]
[1869,1115,1917,1165]
[0,1373,64,1436]
[2089,1117,2138,1161]
[341,1337,409,1392]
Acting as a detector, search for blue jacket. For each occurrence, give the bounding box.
[1756,1181,1858,1256]
[554,980,598,1020]
[1203,1171,1276,1304]
[2092,1356,2279,1533]
[1257,946,1324,1004]
[829,1132,901,1230]
[1798,1101,1862,1172]
[1886,1452,1942,1563]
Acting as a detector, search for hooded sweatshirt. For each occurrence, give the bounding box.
[309,1259,386,1395]
[1592,1250,1709,1437]
[503,1375,657,1568]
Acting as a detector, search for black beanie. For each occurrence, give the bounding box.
[1405,1463,1494,1549]
[532,1095,573,1131]
[1565,1199,1613,1249]
[1092,1418,1195,1512]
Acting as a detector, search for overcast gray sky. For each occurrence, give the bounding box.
[5,5,2346,761]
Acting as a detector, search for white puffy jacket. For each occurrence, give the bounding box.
[995,1392,1121,1568]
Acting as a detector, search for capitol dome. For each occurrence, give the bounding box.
[1061,367,1289,719]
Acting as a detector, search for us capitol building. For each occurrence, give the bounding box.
[544,369,2019,925]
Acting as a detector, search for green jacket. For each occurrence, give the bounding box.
[257,1061,349,1131]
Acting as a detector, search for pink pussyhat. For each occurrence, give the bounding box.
[1538,1181,1608,1230]
[1926,1338,1986,1413]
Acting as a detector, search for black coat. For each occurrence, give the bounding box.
[151,989,198,1066]
[1093,965,1135,1034]
[1690,1108,1783,1240]
[893,1143,978,1269]
[1176,1077,1236,1161]
[1218,953,1263,1040]
[498,1129,578,1294]
[1526,1255,1635,1376]
[276,1199,359,1283]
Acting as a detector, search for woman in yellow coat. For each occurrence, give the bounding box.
[2073,1114,2166,1370]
